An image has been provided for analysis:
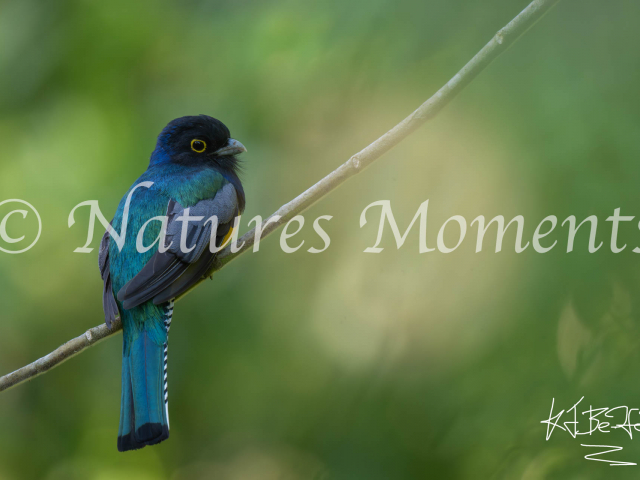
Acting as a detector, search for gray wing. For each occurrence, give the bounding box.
[99,230,121,328]
[117,183,239,310]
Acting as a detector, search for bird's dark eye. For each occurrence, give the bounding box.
[191,139,207,153]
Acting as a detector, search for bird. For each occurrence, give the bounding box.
[98,115,246,452]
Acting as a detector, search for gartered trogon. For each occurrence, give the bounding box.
[98,115,246,451]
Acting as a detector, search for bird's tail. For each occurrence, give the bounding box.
[117,302,173,452]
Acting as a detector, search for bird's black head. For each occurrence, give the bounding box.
[150,115,246,172]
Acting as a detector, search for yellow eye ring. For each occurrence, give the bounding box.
[191,139,207,153]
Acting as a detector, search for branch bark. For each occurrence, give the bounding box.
[0,0,561,393]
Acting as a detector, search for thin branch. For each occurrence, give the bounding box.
[0,320,122,392]
[0,0,561,393]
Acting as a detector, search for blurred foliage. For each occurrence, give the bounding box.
[1,0,640,478]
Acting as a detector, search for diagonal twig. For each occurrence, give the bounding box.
[0,0,561,393]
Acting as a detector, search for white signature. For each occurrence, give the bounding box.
[542,397,640,466]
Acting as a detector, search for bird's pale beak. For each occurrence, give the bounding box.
[213,138,247,156]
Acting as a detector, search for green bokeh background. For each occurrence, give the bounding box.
[1,0,640,478]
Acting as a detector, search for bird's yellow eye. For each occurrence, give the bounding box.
[191,139,207,153]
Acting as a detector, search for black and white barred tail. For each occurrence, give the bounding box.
[163,299,174,428]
